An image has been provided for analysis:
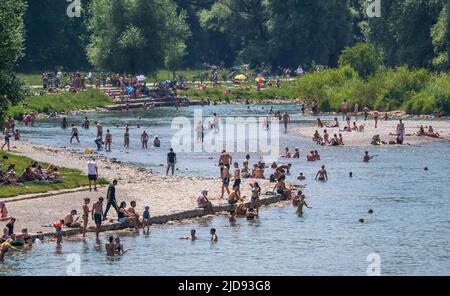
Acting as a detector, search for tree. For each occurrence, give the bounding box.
[339,43,380,79]
[199,0,270,66]
[18,0,91,72]
[431,2,450,71]
[268,0,353,68]
[0,0,26,121]
[165,42,188,79]
[362,0,444,68]
[87,0,190,74]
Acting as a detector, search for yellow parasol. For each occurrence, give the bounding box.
[234,74,247,80]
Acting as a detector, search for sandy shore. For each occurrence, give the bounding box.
[291,118,450,147]
[3,141,274,235]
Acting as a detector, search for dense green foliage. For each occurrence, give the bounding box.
[0,0,26,121]
[0,152,108,198]
[295,67,450,114]
[363,0,449,70]
[19,0,91,72]
[7,89,113,120]
[87,0,190,74]
[14,0,450,72]
[177,64,449,115]
[339,43,380,79]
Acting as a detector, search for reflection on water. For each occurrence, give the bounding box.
[2,104,449,275]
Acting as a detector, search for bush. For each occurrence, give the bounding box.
[339,43,381,79]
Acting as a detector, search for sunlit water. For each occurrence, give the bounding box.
[1,105,449,275]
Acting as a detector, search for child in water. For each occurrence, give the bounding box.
[210,228,218,242]
[296,195,312,216]
[142,206,151,234]
[53,219,64,246]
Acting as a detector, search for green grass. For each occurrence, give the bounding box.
[7,89,113,120]
[17,74,43,86]
[179,81,298,102]
[0,152,108,198]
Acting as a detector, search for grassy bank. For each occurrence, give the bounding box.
[294,66,450,114]
[7,89,113,120]
[180,67,449,114]
[179,81,298,102]
[0,152,108,198]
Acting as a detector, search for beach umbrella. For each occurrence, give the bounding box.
[235,74,247,80]
[136,75,146,82]
[256,77,265,83]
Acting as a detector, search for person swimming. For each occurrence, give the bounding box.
[296,195,312,216]
[181,229,197,241]
[210,228,218,242]
[363,151,377,162]
[105,236,116,256]
[246,208,257,220]
[315,165,328,181]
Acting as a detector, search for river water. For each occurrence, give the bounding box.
[1,104,449,275]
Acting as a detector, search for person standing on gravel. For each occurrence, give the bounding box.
[87,159,98,191]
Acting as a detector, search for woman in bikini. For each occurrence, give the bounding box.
[250,182,261,215]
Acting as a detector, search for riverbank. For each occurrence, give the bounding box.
[0,152,108,198]
[6,89,113,120]
[3,141,277,238]
[291,117,450,147]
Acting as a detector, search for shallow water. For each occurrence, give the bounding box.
[2,105,450,275]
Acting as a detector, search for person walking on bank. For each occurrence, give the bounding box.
[104,180,119,221]
[166,148,177,176]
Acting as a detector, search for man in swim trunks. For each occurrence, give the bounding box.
[219,150,232,178]
[166,148,177,176]
[70,124,80,144]
[315,165,328,181]
[82,117,90,129]
[92,197,104,239]
[221,165,231,199]
[87,159,98,191]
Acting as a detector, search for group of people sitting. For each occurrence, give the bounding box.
[0,160,61,186]
[312,130,345,146]
[0,201,34,260]
[417,125,441,138]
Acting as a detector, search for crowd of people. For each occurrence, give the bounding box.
[1,91,447,262]
[0,161,61,186]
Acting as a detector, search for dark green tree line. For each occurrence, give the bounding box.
[12,0,450,72]
[0,0,26,121]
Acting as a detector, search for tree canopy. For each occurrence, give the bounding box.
[0,0,26,120]
[10,0,450,73]
[87,0,190,74]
